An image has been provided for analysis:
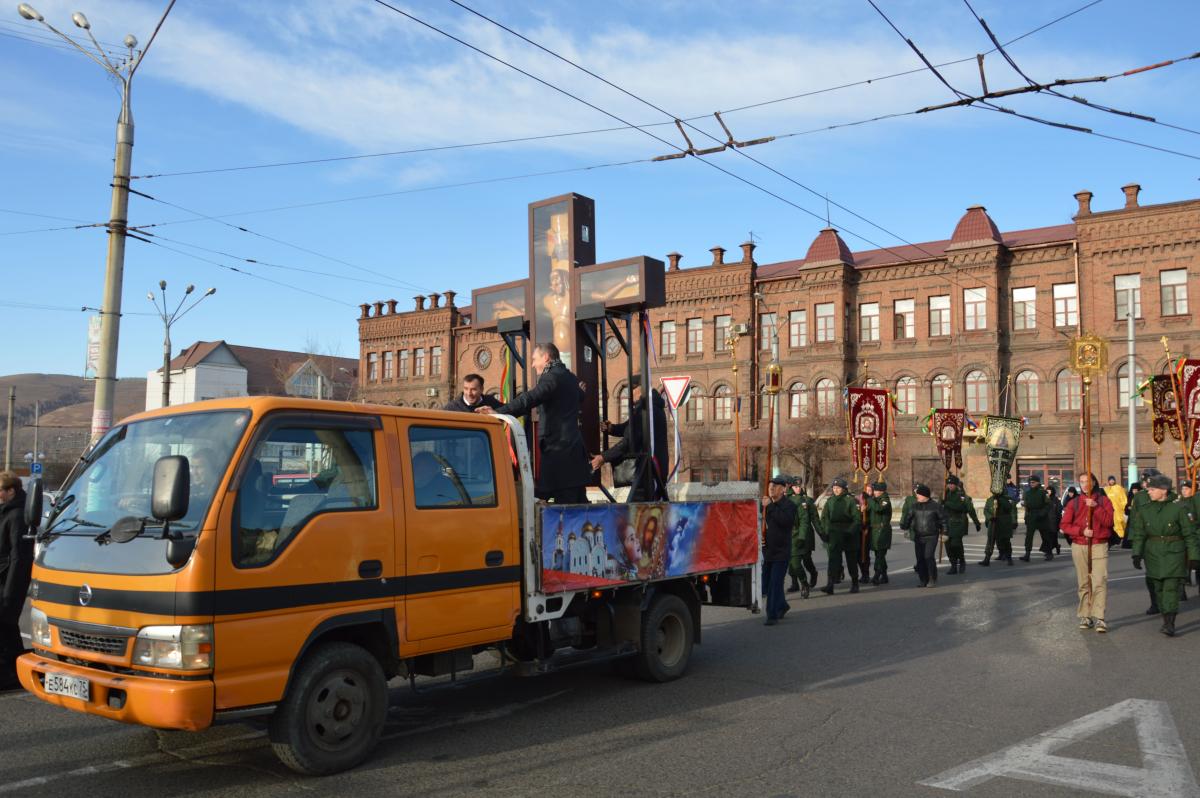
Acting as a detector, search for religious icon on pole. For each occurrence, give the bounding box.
[931,409,966,472]
[847,387,891,480]
[1150,375,1182,445]
[982,415,1024,496]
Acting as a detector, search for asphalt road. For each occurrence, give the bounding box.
[4,541,1198,798]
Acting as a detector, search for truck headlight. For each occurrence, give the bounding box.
[133,624,213,670]
[30,607,51,648]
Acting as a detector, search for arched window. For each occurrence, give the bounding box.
[1117,361,1145,409]
[965,370,990,414]
[816,378,838,417]
[685,384,705,422]
[789,382,809,418]
[895,377,917,415]
[1057,369,1082,411]
[616,385,630,422]
[1015,370,1039,413]
[930,374,952,408]
[714,385,733,421]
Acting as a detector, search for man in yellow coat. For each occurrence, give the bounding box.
[1104,475,1128,542]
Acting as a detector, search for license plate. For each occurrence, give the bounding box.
[44,672,90,702]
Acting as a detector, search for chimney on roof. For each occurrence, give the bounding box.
[740,240,756,266]
[386,299,397,315]
[372,301,384,317]
[414,295,426,311]
[710,246,725,266]
[443,290,456,307]
[667,252,681,271]
[428,293,441,309]
[1122,183,1141,209]
[1074,190,1093,217]
[359,303,371,319]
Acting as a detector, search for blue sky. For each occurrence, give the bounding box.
[3,0,1198,377]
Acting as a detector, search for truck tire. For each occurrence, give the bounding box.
[269,642,388,775]
[634,593,693,682]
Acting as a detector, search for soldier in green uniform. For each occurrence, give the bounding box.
[821,477,862,594]
[1021,474,1055,562]
[941,475,980,574]
[1179,480,1200,586]
[1130,470,1173,614]
[787,478,820,597]
[981,488,1017,566]
[1130,474,1200,637]
[900,483,919,572]
[868,481,893,584]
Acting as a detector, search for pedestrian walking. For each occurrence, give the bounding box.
[1060,472,1115,633]
[867,482,893,585]
[0,471,32,691]
[820,478,861,594]
[762,475,797,626]
[1020,474,1055,562]
[1130,474,1200,637]
[1049,485,1064,555]
[899,484,946,587]
[1129,471,1169,614]
[900,483,919,572]
[980,489,1016,566]
[1179,481,1199,586]
[1105,476,1128,548]
[1123,482,1140,549]
[857,487,873,583]
[941,475,980,574]
[787,478,820,597]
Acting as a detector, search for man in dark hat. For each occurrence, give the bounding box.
[867,481,893,584]
[1130,474,1200,636]
[1021,474,1054,562]
[900,483,946,587]
[1130,469,1170,612]
[1178,480,1199,586]
[787,477,820,597]
[821,477,862,594]
[762,475,797,625]
[942,475,980,574]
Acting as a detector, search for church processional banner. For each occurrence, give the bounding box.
[1150,375,1181,445]
[931,409,966,472]
[1179,359,1200,463]
[846,387,892,479]
[982,415,1024,496]
[538,500,759,594]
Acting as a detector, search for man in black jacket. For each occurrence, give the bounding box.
[900,484,947,588]
[0,472,32,690]
[443,373,502,413]
[590,376,668,502]
[762,475,797,625]
[478,343,591,503]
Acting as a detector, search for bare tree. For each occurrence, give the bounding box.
[777,415,843,489]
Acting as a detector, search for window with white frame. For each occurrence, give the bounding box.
[661,321,677,356]
[685,387,704,422]
[859,302,880,342]
[1115,274,1141,320]
[399,350,410,378]
[965,370,990,413]
[414,348,426,376]
[789,310,808,348]
[1161,269,1188,316]
[895,377,917,415]
[1117,361,1145,409]
[964,288,987,330]
[1012,287,1036,331]
[816,303,835,342]
[759,312,777,352]
[383,351,394,380]
[816,378,838,417]
[714,315,731,352]
[789,382,809,418]
[894,299,915,339]
[1053,283,1078,328]
[686,318,702,353]
[1057,369,1082,411]
[931,374,952,408]
[929,295,951,336]
[1016,370,1039,412]
[430,346,442,376]
[367,352,379,382]
[714,385,733,421]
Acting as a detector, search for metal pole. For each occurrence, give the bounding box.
[161,313,171,408]
[771,321,781,478]
[4,387,14,471]
[1126,310,1137,487]
[33,402,40,468]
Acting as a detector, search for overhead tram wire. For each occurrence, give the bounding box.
[131,0,1106,182]
[0,300,154,316]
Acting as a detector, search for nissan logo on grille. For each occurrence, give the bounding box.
[78,584,93,606]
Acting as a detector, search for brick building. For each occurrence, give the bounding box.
[358,184,1199,496]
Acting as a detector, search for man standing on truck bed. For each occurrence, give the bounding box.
[444,373,502,413]
[478,342,591,503]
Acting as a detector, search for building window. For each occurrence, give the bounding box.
[858,302,879,342]
[816,378,838,417]
[789,382,809,418]
[1161,269,1188,316]
[759,312,777,352]
[929,295,950,337]
[686,318,703,354]
[1053,283,1078,328]
[367,352,379,382]
[1015,370,1039,413]
[965,370,989,414]
[616,385,630,422]
[685,386,704,422]
[382,351,394,380]
[430,346,442,376]
[1056,369,1082,411]
[1012,287,1037,331]
[399,350,410,378]
[714,315,731,352]
[714,385,733,421]
[895,377,917,415]
[964,288,987,331]
[894,299,915,340]
[931,374,952,408]
[759,389,773,420]
[661,321,677,356]
[414,348,426,377]
[1115,274,1141,319]
[815,303,835,342]
[1117,362,1145,409]
[789,310,808,348]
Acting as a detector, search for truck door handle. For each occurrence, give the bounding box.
[358,560,383,579]
[485,550,504,567]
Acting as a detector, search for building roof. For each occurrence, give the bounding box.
[163,340,358,395]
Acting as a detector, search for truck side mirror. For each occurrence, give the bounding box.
[152,455,190,522]
[24,478,43,531]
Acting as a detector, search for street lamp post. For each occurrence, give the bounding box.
[754,292,783,479]
[148,282,216,408]
[18,1,176,441]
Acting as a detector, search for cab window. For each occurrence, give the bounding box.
[408,426,496,509]
[235,424,377,566]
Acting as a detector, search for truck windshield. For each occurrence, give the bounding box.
[38,409,250,575]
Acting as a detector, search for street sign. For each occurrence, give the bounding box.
[31,462,43,476]
[660,376,691,409]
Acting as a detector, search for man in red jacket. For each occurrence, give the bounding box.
[1060,471,1115,633]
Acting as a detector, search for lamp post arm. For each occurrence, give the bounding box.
[37,19,120,74]
[130,0,176,77]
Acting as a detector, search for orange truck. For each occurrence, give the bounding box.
[17,397,760,774]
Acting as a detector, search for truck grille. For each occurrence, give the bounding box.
[57,628,129,656]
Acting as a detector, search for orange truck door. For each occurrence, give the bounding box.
[399,416,519,646]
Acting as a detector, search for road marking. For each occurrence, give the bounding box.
[920,699,1200,797]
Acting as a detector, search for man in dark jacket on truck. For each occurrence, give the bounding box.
[591,377,668,503]
[901,484,947,587]
[443,373,502,413]
[0,472,32,691]
[478,343,591,503]
[762,475,796,625]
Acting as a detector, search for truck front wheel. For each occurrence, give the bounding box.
[269,642,388,775]
[634,593,694,682]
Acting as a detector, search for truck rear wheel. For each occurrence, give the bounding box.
[269,642,388,775]
[634,593,693,682]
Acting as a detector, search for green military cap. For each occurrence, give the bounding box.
[1147,474,1172,490]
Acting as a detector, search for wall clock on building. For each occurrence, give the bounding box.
[475,347,491,368]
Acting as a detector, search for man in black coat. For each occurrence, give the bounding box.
[762,475,797,626]
[478,343,591,503]
[590,376,668,502]
[0,472,32,690]
[443,373,502,413]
